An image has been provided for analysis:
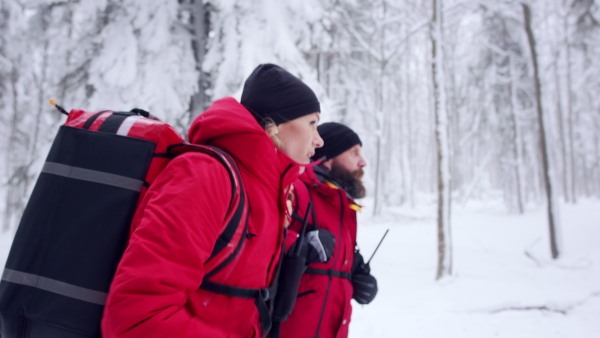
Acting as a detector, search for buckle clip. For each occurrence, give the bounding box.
[259,287,270,301]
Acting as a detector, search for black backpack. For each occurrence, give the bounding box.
[0,106,250,337]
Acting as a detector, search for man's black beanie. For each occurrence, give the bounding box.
[313,122,362,161]
[241,64,320,125]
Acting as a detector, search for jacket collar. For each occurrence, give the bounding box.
[302,165,360,207]
[313,165,343,188]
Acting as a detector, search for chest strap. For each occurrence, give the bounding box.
[305,267,352,280]
[200,280,273,337]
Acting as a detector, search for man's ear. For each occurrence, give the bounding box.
[322,158,334,171]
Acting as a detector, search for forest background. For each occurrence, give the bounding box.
[0,0,599,279]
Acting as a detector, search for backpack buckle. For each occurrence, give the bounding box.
[259,287,270,301]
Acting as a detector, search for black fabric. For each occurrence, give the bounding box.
[312,122,362,162]
[305,268,351,280]
[241,64,320,125]
[82,111,109,130]
[97,112,134,134]
[0,313,97,338]
[271,255,306,322]
[0,126,155,338]
[270,320,282,338]
[129,108,150,118]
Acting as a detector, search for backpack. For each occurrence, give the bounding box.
[0,107,248,338]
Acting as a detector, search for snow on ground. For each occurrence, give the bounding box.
[351,198,600,338]
[1,198,599,337]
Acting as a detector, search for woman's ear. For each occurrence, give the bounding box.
[264,122,283,148]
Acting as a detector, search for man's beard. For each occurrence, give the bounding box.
[329,161,366,199]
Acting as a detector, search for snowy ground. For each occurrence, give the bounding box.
[1,199,599,337]
[352,198,600,338]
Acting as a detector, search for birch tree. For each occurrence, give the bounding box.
[431,0,452,280]
[522,3,561,259]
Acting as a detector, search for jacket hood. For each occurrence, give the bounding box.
[188,97,264,145]
[188,97,302,190]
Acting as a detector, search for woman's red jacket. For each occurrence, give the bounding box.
[101,97,301,337]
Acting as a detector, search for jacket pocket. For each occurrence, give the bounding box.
[297,290,316,298]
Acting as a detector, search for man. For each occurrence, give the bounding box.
[278,122,378,338]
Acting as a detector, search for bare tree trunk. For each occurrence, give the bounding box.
[181,0,211,121]
[563,20,577,203]
[372,64,385,215]
[595,123,600,197]
[508,55,524,213]
[31,40,50,157]
[373,133,384,216]
[3,67,27,232]
[372,1,388,217]
[553,55,570,202]
[402,34,415,207]
[522,3,560,259]
[432,0,452,280]
[3,68,18,232]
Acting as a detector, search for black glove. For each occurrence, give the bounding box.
[351,250,369,274]
[352,273,378,304]
[291,229,336,264]
[351,251,378,304]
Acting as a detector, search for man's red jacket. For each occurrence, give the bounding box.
[280,166,358,338]
[101,97,302,337]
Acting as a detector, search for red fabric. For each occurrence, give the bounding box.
[280,166,358,338]
[101,97,302,337]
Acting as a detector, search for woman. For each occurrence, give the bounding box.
[101,64,324,337]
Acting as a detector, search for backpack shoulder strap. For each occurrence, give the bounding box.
[168,143,248,277]
[291,181,317,230]
[169,143,273,334]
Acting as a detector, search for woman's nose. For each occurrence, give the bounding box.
[314,133,324,148]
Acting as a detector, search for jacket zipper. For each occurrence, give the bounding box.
[313,189,345,337]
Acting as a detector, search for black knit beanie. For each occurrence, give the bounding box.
[241,64,320,125]
[313,122,362,161]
